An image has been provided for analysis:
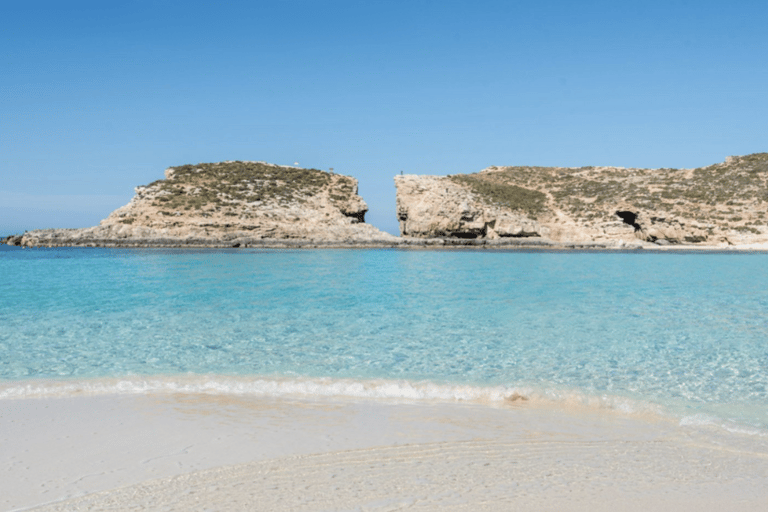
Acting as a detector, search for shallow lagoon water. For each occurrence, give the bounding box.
[2,245,768,432]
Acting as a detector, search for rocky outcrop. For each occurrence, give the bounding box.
[395,175,546,239]
[1,235,23,246]
[395,153,768,246]
[11,161,396,248]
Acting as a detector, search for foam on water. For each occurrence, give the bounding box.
[0,374,700,424]
[0,375,512,401]
[6,373,764,445]
[2,246,768,434]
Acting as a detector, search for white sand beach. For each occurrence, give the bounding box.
[3,392,768,511]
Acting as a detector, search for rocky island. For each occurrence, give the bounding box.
[5,153,768,250]
[4,161,396,248]
[395,153,768,248]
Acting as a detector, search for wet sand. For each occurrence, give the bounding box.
[3,393,768,511]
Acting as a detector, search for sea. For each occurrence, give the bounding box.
[2,243,768,439]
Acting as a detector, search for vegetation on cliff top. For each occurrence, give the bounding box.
[450,153,768,227]
[141,161,357,212]
[448,174,547,214]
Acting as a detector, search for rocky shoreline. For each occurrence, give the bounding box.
[0,231,558,249]
[6,231,764,251]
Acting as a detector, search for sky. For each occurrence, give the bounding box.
[2,0,767,236]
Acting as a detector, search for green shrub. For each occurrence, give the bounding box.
[449,174,547,213]
[144,161,341,211]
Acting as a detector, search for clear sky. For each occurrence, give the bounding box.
[2,0,767,235]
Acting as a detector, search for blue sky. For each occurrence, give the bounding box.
[2,0,767,235]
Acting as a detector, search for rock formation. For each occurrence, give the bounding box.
[395,153,768,246]
[11,161,396,248]
[7,153,768,250]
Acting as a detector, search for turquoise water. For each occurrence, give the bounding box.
[2,245,768,432]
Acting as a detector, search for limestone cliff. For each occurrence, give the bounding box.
[395,153,768,246]
[14,161,395,247]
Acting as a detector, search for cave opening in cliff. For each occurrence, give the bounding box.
[345,211,366,223]
[615,211,641,231]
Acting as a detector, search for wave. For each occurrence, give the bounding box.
[0,373,665,414]
[6,373,768,441]
[4,374,767,428]
[0,375,509,400]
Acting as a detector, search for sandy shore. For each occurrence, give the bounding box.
[3,392,768,511]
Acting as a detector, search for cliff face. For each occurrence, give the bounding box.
[15,161,394,247]
[395,153,768,246]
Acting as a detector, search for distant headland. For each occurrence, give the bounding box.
[4,153,768,249]
[3,162,397,249]
[395,152,768,249]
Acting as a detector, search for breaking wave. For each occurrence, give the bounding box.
[0,374,664,413]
